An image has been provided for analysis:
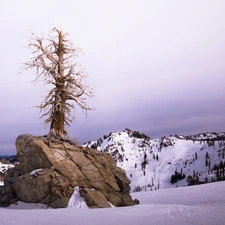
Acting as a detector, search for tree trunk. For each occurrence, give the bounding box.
[50,31,66,136]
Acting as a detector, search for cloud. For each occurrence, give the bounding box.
[1,0,225,155]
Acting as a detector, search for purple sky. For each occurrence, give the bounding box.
[1,0,225,155]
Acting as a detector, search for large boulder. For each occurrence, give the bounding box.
[10,134,136,208]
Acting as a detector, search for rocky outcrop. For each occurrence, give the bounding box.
[0,166,20,207]
[0,134,137,208]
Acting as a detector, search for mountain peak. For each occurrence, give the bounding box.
[84,129,225,192]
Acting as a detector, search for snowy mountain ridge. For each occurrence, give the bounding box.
[84,128,225,192]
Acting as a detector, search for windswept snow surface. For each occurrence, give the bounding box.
[1,181,225,225]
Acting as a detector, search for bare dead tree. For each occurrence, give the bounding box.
[23,27,94,137]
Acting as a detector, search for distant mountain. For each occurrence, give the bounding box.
[0,155,17,163]
[84,128,225,192]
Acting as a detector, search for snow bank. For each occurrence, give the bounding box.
[67,187,88,209]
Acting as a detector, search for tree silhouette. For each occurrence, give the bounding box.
[23,27,94,136]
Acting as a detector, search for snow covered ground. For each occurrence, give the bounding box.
[1,181,224,225]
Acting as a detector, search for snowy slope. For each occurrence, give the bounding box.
[1,181,225,225]
[0,160,14,186]
[84,128,225,192]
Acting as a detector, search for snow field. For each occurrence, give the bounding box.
[1,181,225,225]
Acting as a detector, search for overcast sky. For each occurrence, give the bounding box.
[1,0,225,155]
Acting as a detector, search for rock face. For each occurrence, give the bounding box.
[0,134,136,208]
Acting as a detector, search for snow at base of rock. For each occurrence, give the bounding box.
[67,187,88,209]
